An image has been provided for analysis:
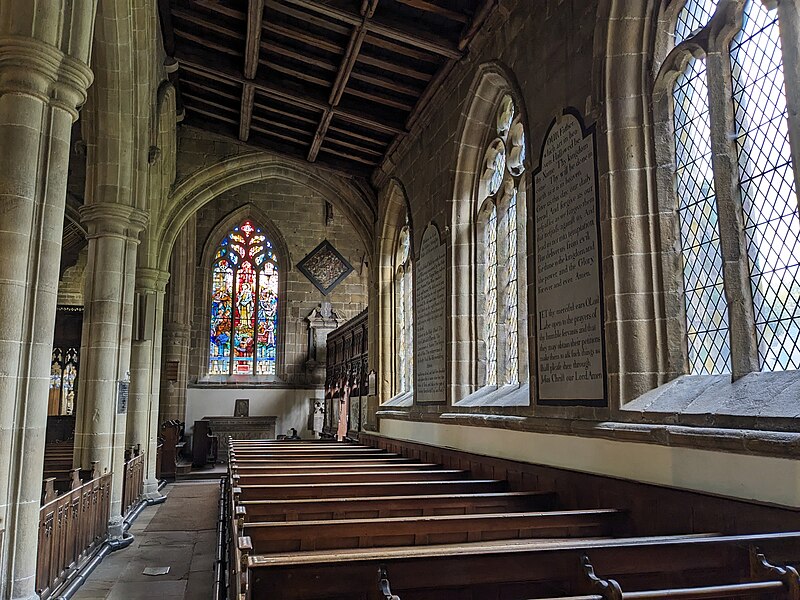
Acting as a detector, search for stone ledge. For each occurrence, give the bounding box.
[376,411,800,459]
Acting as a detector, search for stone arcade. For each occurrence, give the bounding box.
[0,0,799,599]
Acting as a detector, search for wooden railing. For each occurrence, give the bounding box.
[122,446,145,516]
[37,471,111,598]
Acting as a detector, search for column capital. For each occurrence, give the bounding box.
[0,36,93,120]
[80,203,149,241]
[136,268,170,293]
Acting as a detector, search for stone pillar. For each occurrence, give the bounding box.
[74,203,147,538]
[160,219,195,421]
[127,268,169,497]
[0,8,94,596]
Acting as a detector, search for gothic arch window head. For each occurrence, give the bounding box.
[478,94,526,387]
[660,0,800,375]
[209,220,279,376]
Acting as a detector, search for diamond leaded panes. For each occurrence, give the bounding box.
[505,189,519,385]
[484,204,498,386]
[396,226,413,393]
[673,57,732,374]
[731,1,800,371]
[675,0,719,45]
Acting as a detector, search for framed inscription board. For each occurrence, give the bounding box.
[414,223,447,403]
[533,108,607,406]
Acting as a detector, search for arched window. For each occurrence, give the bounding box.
[478,94,526,386]
[665,0,800,375]
[209,220,279,376]
[395,225,413,393]
[48,347,78,415]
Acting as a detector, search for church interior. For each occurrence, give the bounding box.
[1,0,799,598]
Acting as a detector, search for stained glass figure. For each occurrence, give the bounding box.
[209,221,279,375]
[731,1,800,371]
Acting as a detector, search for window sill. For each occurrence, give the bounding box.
[190,375,320,389]
[381,390,414,408]
[622,370,800,431]
[453,383,530,408]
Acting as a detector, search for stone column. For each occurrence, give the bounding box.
[0,7,94,596]
[127,268,169,497]
[74,203,147,538]
[160,219,195,421]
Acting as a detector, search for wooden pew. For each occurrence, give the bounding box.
[232,462,442,474]
[233,469,471,486]
[236,479,509,501]
[239,531,800,600]
[241,509,627,552]
[239,491,559,521]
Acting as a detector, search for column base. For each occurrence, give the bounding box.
[108,515,125,541]
[144,477,166,502]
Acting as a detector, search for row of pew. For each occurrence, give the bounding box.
[227,440,800,600]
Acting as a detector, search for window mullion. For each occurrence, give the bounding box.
[705,40,761,378]
[775,0,800,190]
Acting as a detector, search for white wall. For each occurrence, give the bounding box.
[380,419,800,508]
[186,387,324,439]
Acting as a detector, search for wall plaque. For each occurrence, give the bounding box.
[533,109,606,405]
[117,380,129,414]
[414,223,446,403]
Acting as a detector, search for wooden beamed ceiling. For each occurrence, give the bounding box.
[161,0,495,177]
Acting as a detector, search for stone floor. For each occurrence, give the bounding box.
[73,481,220,600]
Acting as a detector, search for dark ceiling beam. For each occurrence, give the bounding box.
[174,28,243,56]
[178,56,405,135]
[188,0,245,20]
[459,0,496,50]
[244,0,265,79]
[265,0,351,36]
[392,0,469,23]
[308,0,378,163]
[278,0,462,58]
[172,7,244,39]
[239,83,256,141]
[185,104,239,125]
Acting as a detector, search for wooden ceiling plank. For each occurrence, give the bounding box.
[350,69,421,96]
[171,7,245,39]
[239,83,256,142]
[262,41,338,72]
[253,101,319,125]
[263,60,332,88]
[318,145,380,166]
[345,86,415,112]
[251,114,315,137]
[245,0,266,79]
[328,124,390,147]
[188,0,245,21]
[391,0,469,23]
[362,32,439,63]
[250,123,310,147]
[265,0,351,36]
[185,104,239,125]
[459,0,495,50]
[183,92,240,115]
[264,22,343,54]
[182,79,240,102]
[357,53,432,82]
[278,0,461,58]
[174,28,243,57]
[323,135,384,156]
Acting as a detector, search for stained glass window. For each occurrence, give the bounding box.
[673,56,732,374]
[49,347,78,415]
[209,220,279,376]
[484,204,498,386]
[731,1,800,371]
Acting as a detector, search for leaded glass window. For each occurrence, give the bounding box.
[731,1,800,371]
[396,225,413,394]
[478,94,527,387]
[673,57,732,374]
[209,220,279,376]
[666,0,800,375]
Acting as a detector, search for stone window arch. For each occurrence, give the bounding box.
[452,64,530,403]
[653,0,800,380]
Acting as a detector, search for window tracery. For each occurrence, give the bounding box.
[396,225,414,394]
[209,220,279,376]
